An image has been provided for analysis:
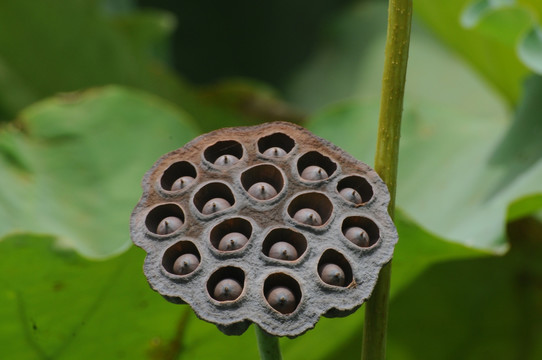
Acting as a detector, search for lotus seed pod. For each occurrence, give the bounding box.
[218,232,249,251]
[263,147,287,157]
[267,286,297,314]
[293,208,322,226]
[156,216,183,235]
[247,182,278,200]
[339,187,362,204]
[344,226,370,247]
[130,121,400,338]
[319,263,346,286]
[301,165,329,181]
[213,278,243,301]
[171,176,195,191]
[172,253,200,275]
[268,242,298,260]
[202,198,231,215]
[214,154,239,166]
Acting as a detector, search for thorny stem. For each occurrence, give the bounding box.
[255,325,282,360]
[362,1,412,360]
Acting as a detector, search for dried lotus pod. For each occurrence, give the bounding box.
[130,121,398,338]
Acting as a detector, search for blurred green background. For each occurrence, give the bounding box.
[1,0,541,359]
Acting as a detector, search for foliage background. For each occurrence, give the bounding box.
[1,0,541,359]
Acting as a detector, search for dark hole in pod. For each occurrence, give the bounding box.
[145,204,185,235]
[193,182,235,215]
[257,132,295,156]
[337,175,373,205]
[210,218,252,252]
[262,228,306,261]
[160,161,197,191]
[297,151,337,181]
[341,216,380,247]
[263,273,302,315]
[241,164,284,200]
[204,140,243,165]
[287,192,333,226]
[317,249,353,287]
[207,266,245,302]
[162,240,200,276]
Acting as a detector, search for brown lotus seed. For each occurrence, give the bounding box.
[263,147,287,157]
[213,278,243,301]
[267,286,297,314]
[339,187,362,204]
[171,176,195,191]
[202,198,231,215]
[214,154,239,166]
[293,208,322,226]
[247,182,278,200]
[268,242,298,260]
[156,216,183,235]
[301,165,329,181]
[344,226,370,247]
[319,263,346,286]
[172,253,199,275]
[218,232,249,251]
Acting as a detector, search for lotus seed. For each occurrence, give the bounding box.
[156,216,183,235]
[293,208,322,226]
[266,286,297,314]
[339,187,362,204]
[344,226,370,247]
[301,165,328,181]
[218,232,249,251]
[202,198,231,215]
[319,263,346,286]
[172,253,199,275]
[263,147,287,157]
[247,182,278,200]
[171,176,195,191]
[268,242,298,260]
[214,154,239,166]
[213,278,243,301]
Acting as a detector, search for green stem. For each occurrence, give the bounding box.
[255,325,282,360]
[361,1,412,360]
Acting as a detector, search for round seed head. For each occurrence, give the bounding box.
[156,216,183,235]
[301,165,329,181]
[213,278,243,301]
[344,226,370,247]
[268,242,298,260]
[319,263,346,286]
[202,198,231,215]
[247,182,278,200]
[218,232,249,251]
[339,187,362,204]
[171,176,195,191]
[293,208,322,226]
[172,253,199,275]
[266,286,297,314]
[263,147,287,157]
[214,154,239,166]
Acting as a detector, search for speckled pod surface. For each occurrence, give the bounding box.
[130,121,398,338]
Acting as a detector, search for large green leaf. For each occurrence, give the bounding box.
[414,0,531,105]
[0,234,260,360]
[0,209,483,360]
[461,0,542,75]
[0,0,278,131]
[287,1,507,120]
[0,86,199,258]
